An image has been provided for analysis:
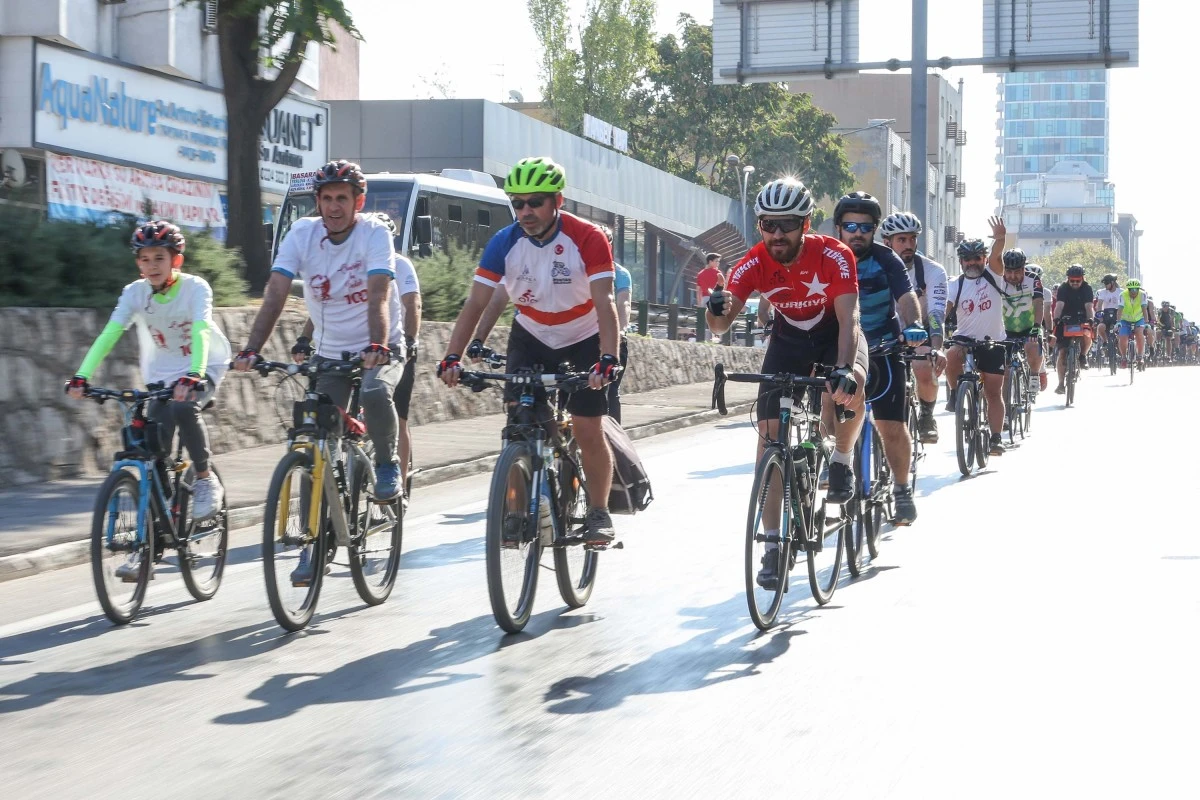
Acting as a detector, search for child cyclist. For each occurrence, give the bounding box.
[67,221,232,534]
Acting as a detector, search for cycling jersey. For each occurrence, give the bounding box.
[727,236,858,335]
[614,263,632,296]
[1054,282,1095,321]
[696,265,724,304]
[948,271,1006,342]
[906,253,948,337]
[1095,287,1122,311]
[475,212,612,349]
[855,242,912,345]
[1120,290,1147,323]
[1001,273,1044,333]
[272,215,399,358]
[1159,308,1176,331]
[395,253,420,297]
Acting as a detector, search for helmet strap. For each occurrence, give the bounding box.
[531,210,560,242]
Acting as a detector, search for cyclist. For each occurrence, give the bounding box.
[707,177,867,588]
[66,221,233,578]
[834,194,924,524]
[998,248,1044,400]
[1172,304,1185,360]
[943,216,1008,457]
[605,225,633,423]
[438,157,621,545]
[880,212,948,445]
[1051,265,1095,393]
[1116,278,1150,368]
[1093,274,1122,366]
[1158,301,1177,362]
[1025,264,1050,389]
[1182,318,1199,361]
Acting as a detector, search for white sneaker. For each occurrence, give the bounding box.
[114,552,152,582]
[192,475,224,520]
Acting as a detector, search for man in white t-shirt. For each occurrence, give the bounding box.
[944,216,1009,457]
[1094,274,1122,356]
[235,160,405,539]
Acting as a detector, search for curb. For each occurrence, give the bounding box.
[0,401,753,584]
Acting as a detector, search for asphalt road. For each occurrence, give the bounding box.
[1,367,1198,799]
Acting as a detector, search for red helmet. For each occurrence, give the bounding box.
[313,159,367,194]
[131,220,185,254]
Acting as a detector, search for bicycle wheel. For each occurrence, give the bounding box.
[485,442,542,633]
[1108,336,1118,376]
[907,399,922,492]
[746,447,790,629]
[262,450,327,632]
[554,442,598,609]
[954,381,975,476]
[177,464,229,602]
[846,438,866,579]
[1022,367,1034,434]
[91,470,151,625]
[866,424,889,558]
[348,456,403,606]
[806,444,844,605]
[1066,341,1078,407]
[1005,365,1022,444]
[975,390,991,470]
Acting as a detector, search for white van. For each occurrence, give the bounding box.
[272,168,516,259]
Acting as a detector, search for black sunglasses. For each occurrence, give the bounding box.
[510,195,552,211]
[758,217,805,234]
[840,221,877,234]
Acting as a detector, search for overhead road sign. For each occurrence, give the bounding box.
[983,0,1139,72]
[713,0,860,85]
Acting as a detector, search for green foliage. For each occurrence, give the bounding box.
[209,0,360,62]
[412,244,490,322]
[1037,240,1127,288]
[0,205,247,308]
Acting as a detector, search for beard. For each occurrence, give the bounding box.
[767,238,802,265]
[848,239,872,261]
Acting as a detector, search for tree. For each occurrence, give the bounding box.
[1037,240,1127,288]
[211,0,360,291]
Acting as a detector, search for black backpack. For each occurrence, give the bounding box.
[602,416,654,515]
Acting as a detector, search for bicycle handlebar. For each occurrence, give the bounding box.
[80,386,175,405]
[459,369,593,394]
[243,353,364,379]
[711,363,853,422]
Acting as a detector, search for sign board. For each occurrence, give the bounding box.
[33,42,329,196]
[713,0,859,85]
[582,114,630,153]
[983,0,1138,71]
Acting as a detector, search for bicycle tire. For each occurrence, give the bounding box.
[178,464,229,602]
[866,423,889,559]
[348,457,403,606]
[806,444,844,605]
[846,438,865,578]
[1006,364,1022,444]
[1108,335,1118,376]
[954,381,975,476]
[554,442,598,609]
[1022,366,1034,435]
[1066,341,1078,407]
[485,442,542,633]
[91,469,151,625]
[746,447,790,629]
[907,399,921,493]
[975,389,991,470]
[263,450,327,632]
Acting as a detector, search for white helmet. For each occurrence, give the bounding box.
[879,212,922,237]
[754,178,815,218]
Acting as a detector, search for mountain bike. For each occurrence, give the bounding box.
[460,360,606,634]
[1003,337,1034,443]
[952,337,998,477]
[1060,322,1090,406]
[252,355,403,632]
[712,363,855,630]
[83,386,228,625]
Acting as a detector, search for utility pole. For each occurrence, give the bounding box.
[911,0,929,255]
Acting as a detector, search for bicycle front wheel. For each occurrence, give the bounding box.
[954,381,976,476]
[91,469,151,625]
[263,450,327,632]
[975,390,991,470]
[907,399,922,493]
[1066,342,1078,407]
[1108,336,1118,376]
[806,445,844,605]
[348,456,402,606]
[178,464,229,602]
[865,424,889,559]
[485,442,542,633]
[745,447,790,629]
[554,443,598,609]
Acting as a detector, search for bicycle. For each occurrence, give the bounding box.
[951,337,998,477]
[251,355,403,632]
[899,347,929,497]
[459,360,606,634]
[83,386,229,625]
[1104,320,1119,377]
[712,363,855,630]
[1003,337,1034,443]
[1060,322,1090,407]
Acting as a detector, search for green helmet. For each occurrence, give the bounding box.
[504,157,566,195]
[1127,279,1141,289]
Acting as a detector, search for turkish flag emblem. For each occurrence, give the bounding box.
[555,244,564,255]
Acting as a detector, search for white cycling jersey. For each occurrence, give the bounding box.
[906,253,948,332]
[1096,287,1122,311]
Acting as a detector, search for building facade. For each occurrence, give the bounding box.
[0,0,338,237]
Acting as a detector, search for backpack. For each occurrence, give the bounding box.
[602,416,654,515]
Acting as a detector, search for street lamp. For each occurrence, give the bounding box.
[726,154,756,244]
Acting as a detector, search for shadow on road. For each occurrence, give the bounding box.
[541,594,805,714]
[213,608,598,724]
[688,462,754,480]
[400,536,484,571]
[0,600,198,667]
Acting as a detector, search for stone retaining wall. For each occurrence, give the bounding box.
[0,307,763,487]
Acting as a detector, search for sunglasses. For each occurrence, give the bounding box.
[758,217,805,234]
[510,195,552,211]
[840,221,877,234]
[1068,279,1083,285]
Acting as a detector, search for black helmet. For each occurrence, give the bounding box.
[834,191,882,224]
[1002,248,1027,270]
[314,159,367,194]
[131,220,186,254]
[1102,273,1118,284]
[956,238,987,259]
[1067,264,1086,278]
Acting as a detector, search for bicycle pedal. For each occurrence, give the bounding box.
[584,539,623,551]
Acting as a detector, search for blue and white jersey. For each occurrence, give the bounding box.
[856,241,913,345]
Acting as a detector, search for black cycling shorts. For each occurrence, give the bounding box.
[865,350,907,422]
[505,322,607,418]
[392,356,416,419]
[950,339,1006,375]
[1099,308,1119,326]
[756,328,868,420]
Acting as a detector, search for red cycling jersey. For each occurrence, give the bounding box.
[727,236,858,334]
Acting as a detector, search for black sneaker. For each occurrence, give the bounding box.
[826,461,856,504]
[756,550,779,590]
[1079,352,1089,369]
[989,433,1005,456]
[917,411,939,444]
[1054,384,1066,395]
[893,485,917,525]
[582,508,615,545]
[944,399,955,413]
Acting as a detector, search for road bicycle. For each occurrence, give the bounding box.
[252,355,403,632]
[459,359,607,634]
[952,337,999,477]
[712,363,855,630]
[83,386,228,624]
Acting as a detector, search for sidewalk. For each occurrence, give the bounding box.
[0,380,759,579]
